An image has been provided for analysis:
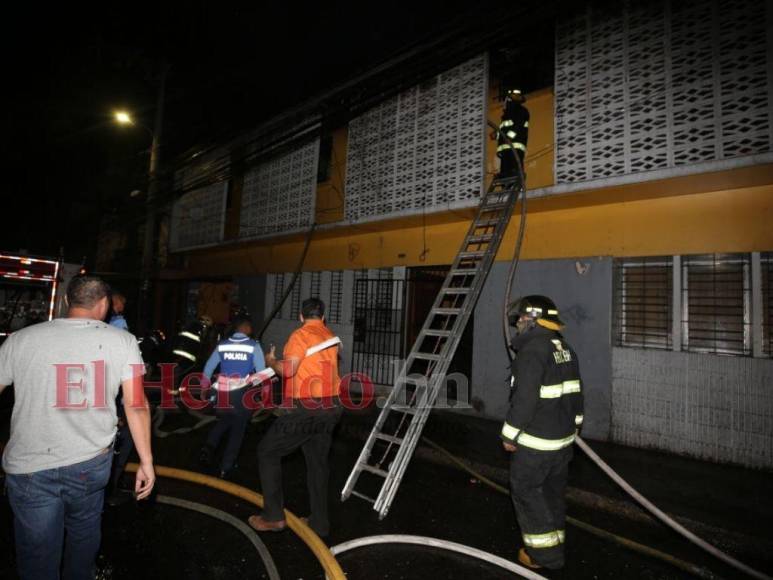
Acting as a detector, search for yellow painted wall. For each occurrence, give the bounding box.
[486,82,554,189]
[315,127,347,224]
[183,164,773,277]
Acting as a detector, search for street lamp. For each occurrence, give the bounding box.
[114,110,133,125]
[109,64,169,334]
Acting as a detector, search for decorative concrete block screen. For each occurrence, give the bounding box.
[169,182,227,251]
[344,53,488,223]
[239,139,320,239]
[612,347,773,469]
[554,0,771,184]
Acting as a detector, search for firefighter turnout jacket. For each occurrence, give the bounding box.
[501,324,584,451]
[497,100,530,158]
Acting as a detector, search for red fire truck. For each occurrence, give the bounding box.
[0,253,80,343]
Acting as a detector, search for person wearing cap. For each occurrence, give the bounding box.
[199,315,266,479]
[496,87,530,180]
[501,295,584,570]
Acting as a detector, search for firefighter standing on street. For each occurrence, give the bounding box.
[199,315,266,478]
[501,295,584,570]
[496,87,530,180]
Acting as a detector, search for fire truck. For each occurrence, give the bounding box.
[0,253,80,345]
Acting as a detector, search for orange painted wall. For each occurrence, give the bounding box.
[184,163,773,277]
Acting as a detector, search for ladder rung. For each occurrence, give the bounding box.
[391,404,419,415]
[375,433,404,445]
[423,329,452,337]
[361,463,390,478]
[450,268,479,276]
[474,218,501,227]
[402,375,430,386]
[432,307,462,315]
[481,201,509,211]
[413,352,443,362]
[351,490,376,504]
[442,287,470,295]
[467,234,493,243]
[458,251,486,259]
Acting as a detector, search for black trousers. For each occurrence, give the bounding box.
[257,403,342,536]
[498,149,525,178]
[509,445,573,569]
[205,386,253,472]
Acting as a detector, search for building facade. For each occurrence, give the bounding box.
[162,0,773,468]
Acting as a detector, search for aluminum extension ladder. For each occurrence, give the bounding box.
[341,176,524,519]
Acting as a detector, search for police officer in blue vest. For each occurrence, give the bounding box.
[199,315,266,478]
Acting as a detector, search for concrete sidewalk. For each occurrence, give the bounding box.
[414,408,773,561]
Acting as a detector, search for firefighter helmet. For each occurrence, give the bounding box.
[506,87,525,102]
[508,295,565,328]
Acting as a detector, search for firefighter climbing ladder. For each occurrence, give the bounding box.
[341,176,524,519]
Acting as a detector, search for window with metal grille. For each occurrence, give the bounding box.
[762,252,772,356]
[328,271,343,324]
[614,257,673,349]
[310,272,321,299]
[289,275,302,320]
[272,273,285,312]
[682,254,751,356]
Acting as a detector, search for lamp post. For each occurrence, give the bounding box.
[112,64,169,333]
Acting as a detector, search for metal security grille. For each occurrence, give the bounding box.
[344,54,488,223]
[682,254,751,356]
[554,0,771,184]
[169,182,227,251]
[614,257,673,349]
[328,271,344,324]
[289,276,302,320]
[763,253,773,356]
[352,278,405,386]
[272,273,285,312]
[310,272,321,298]
[239,139,320,239]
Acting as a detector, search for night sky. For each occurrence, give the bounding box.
[2,1,538,264]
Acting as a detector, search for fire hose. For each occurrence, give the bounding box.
[496,122,771,580]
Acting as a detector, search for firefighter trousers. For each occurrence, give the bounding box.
[509,445,573,569]
[498,149,525,178]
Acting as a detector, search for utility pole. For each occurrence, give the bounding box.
[139,63,170,334]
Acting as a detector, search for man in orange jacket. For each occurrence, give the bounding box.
[248,297,342,537]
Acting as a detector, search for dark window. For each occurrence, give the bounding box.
[614,257,673,349]
[682,254,751,356]
[317,134,333,183]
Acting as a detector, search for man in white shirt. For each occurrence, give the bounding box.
[0,275,155,580]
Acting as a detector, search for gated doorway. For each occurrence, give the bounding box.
[351,267,474,393]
